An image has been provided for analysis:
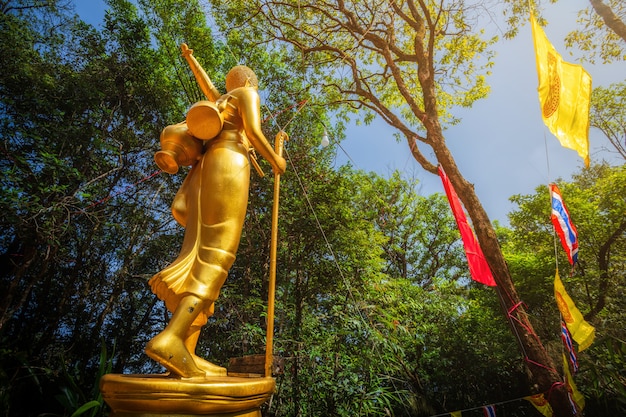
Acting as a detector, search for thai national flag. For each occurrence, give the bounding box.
[561,320,579,373]
[549,184,579,265]
[567,391,578,415]
[483,404,496,417]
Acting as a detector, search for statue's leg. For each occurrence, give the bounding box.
[145,294,207,378]
[181,247,233,377]
[184,324,227,376]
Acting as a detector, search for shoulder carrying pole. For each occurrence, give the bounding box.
[265,131,287,378]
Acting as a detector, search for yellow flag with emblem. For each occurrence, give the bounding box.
[530,14,592,167]
[554,271,595,351]
[525,393,553,417]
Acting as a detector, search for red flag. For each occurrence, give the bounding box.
[438,166,496,286]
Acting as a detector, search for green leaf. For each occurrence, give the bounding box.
[70,400,101,417]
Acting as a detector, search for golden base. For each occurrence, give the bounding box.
[100,374,275,416]
[109,411,260,417]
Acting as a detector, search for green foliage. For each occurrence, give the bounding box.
[0,0,216,414]
[207,0,497,132]
[359,172,468,286]
[563,0,626,64]
[590,82,626,160]
[54,343,114,417]
[583,337,626,414]
[504,163,626,414]
[2,1,624,416]
[501,0,625,63]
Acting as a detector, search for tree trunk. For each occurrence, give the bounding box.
[586,219,626,320]
[432,145,576,417]
[0,241,48,331]
[589,0,626,42]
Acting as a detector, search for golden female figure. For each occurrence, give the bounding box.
[147,52,286,379]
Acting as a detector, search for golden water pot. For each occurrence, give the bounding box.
[154,122,204,174]
[185,100,224,140]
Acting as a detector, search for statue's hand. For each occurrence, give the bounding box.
[274,156,286,175]
[272,131,288,175]
[181,43,193,57]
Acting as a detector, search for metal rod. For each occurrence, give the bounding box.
[265,131,287,377]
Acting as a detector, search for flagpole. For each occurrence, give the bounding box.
[544,134,561,272]
[265,131,287,378]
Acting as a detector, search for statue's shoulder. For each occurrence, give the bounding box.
[227,86,259,101]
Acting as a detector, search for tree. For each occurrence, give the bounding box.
[566,0,626,64]
[205,1,577,414]
[362,172,468,286]
[502,0,625,64]
[350,173,530,415]
[267,166,391,416]
[0,0,216,414]
[507,163,626,323]
[590,81,626,159]
[502,163,626,415]
[0,0,360,414]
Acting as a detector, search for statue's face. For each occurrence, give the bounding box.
[225,65,258,92]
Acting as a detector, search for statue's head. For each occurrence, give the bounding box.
[225,65,258,92]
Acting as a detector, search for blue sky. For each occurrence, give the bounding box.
[334,1,624,224]
[74,1,624,224]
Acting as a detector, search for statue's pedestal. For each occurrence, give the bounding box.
[100,374,275,417]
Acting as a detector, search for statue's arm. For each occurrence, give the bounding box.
[181,43,220,101]
[239,89,286,174]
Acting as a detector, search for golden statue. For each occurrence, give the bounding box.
[100,44,286,416]
[147,44,286,379]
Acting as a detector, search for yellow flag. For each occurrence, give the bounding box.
[530,14,592,167]
[524,393,553,417]
[554,271,595,351]
[563,353,586,412]
[450,412,462,417]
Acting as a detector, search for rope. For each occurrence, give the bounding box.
[303,127,564,415]
[524,357,558,374]
[507,300,526,316]
[282,141,418,415]
[546,381,566,401]
[495,282,564,393]
[426,388,552,417]
[262,99,309,124]
[261,100,418,414]
[78,170,163,212]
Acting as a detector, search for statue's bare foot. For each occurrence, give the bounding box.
[146,332,206,379]
[192,355,227,376]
